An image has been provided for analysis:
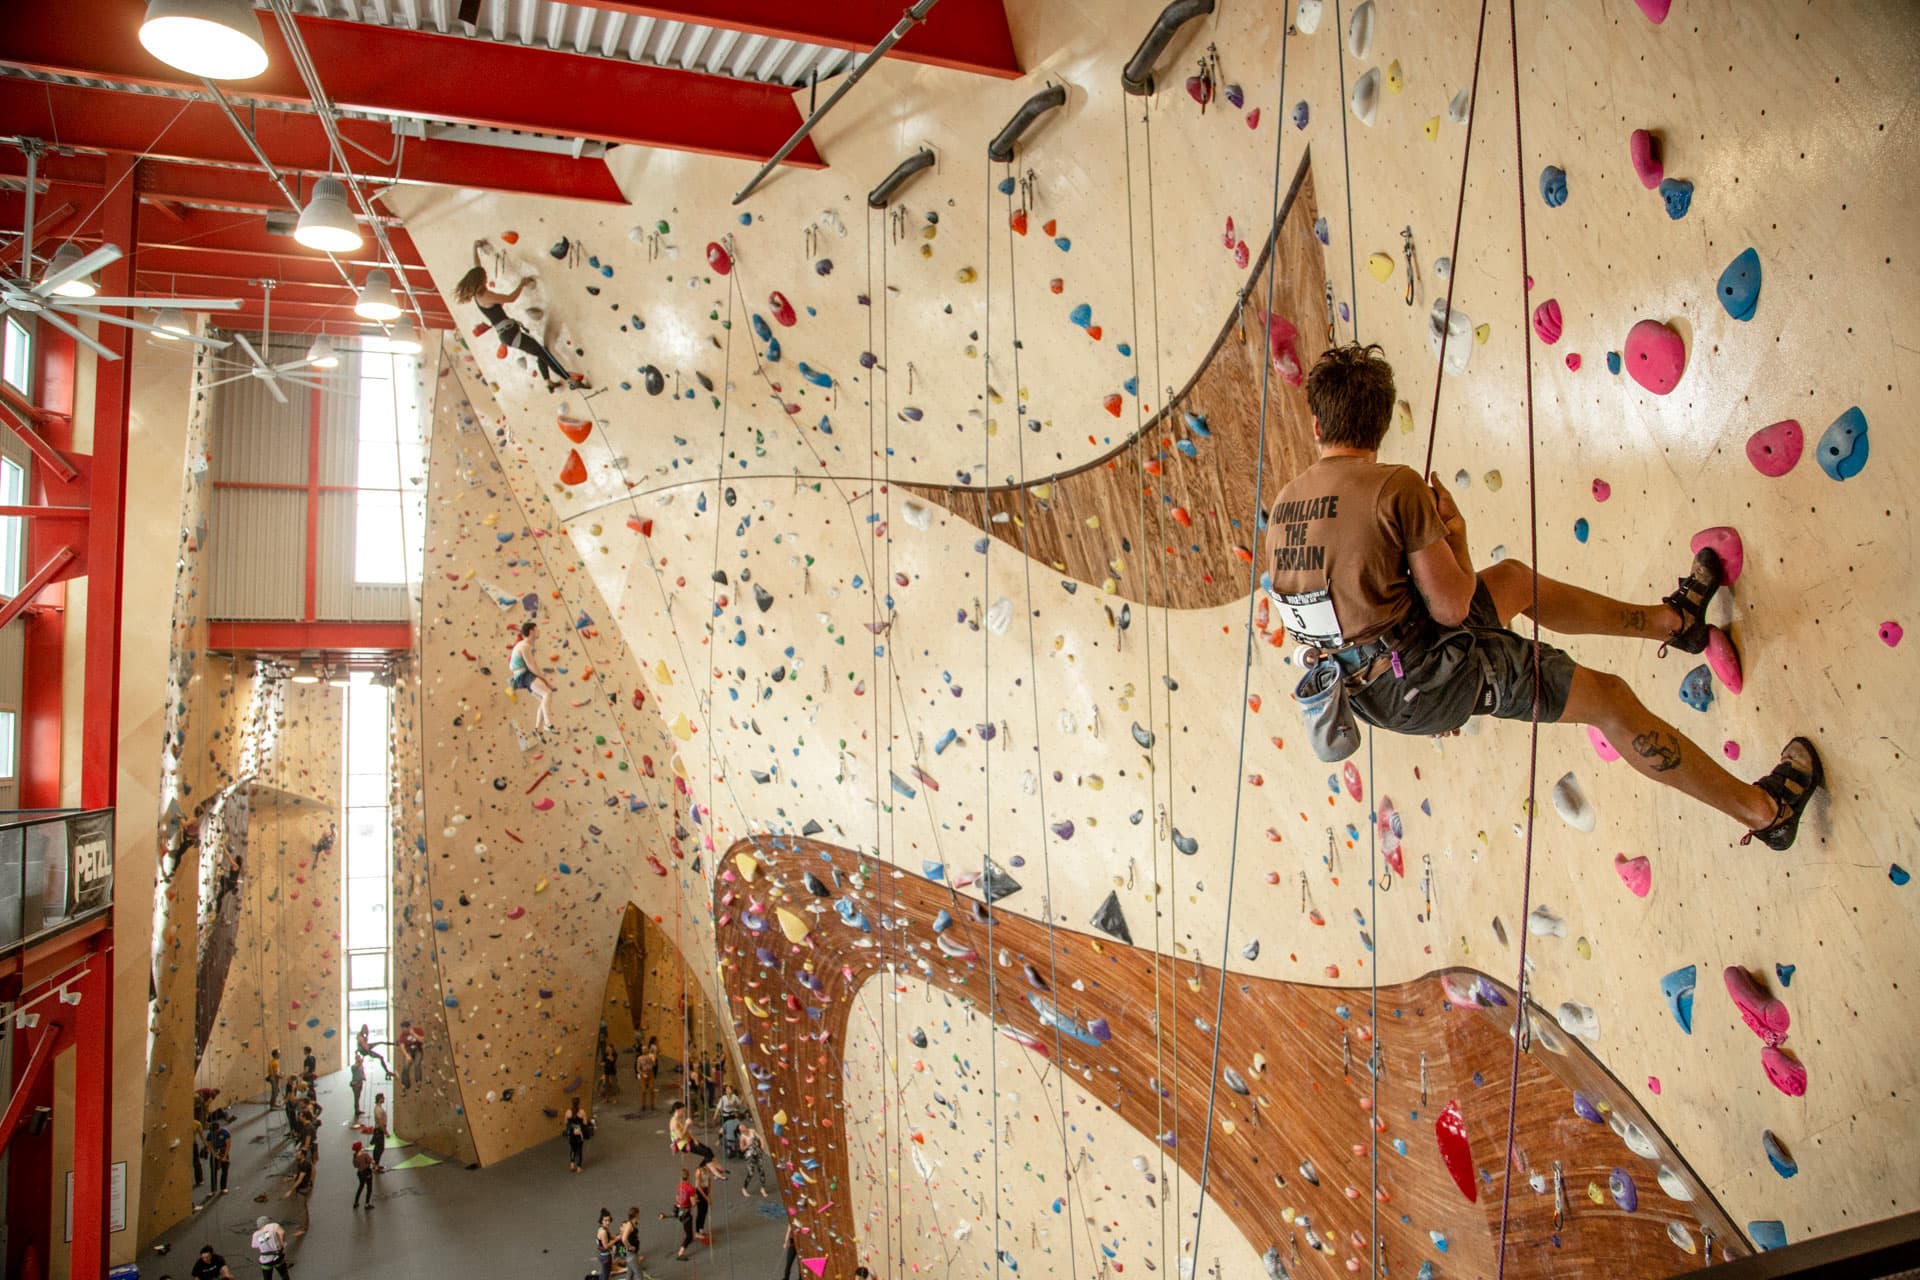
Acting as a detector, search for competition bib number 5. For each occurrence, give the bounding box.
[1269,586,1345,649]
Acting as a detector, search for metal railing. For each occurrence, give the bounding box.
[0,808,114,957]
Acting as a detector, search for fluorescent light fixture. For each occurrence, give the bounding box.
[354,270,401,321]
[293,178,362,253]
[387,315,423,354]
[307,335,339,369]
[139,0,269,81]
[46,243,97,298]
[153,307,191,339]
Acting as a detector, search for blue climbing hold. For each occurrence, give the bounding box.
[1175,440,1198,458]
[1054,237,1072,252]
[1606,350,1622,375]
[1816,406,1869,480]
[1775,962,1795,988]
[998,176,1016,194]
[1763,1130,1797,1178]
[1314,217,1330,245]
[1749,1221,1788,1252]
[932,908,953,932]
[1659,177,1694,219]
[751,314,772,341]
[922,860,946,881]
[1183,410,1211,437]
[765,336,781,363]
[1679,664,1714,712]
[934,728,958,755]
[1574,517,1590,543]
[1068,302,1093,329]
[1292,100,1309,130]
[1540,164,1568,207]
[1892,863,1912,886]
[1660,964,1697,1034]
[797,362,833,388]
[1717,247,1762,322]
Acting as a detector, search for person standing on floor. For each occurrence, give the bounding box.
[600,1042,621,1102]
[348,1053,366,1120]
[300,1045,317,1086]
[190,1242,233,1280]
[207,1119,232,1196]
[618,1205,645,1274]
[252,1217,291,1280]
[635,1039,658,1111]
[351,1141,375,1210]
[369,1093,388,1171]
[265,1048,281,1109]
[775,1220,800,1280]
[692,1160,715,1245]
[738,1121,771,1198]
[563,1096,591,1173]
[665,1168,697,1261]
[594,1208,617,1280]
[281,1144,314,1238]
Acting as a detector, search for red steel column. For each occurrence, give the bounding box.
[80,153,136,808]
[69,944,114,1278]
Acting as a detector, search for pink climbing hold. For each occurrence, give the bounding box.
[1234,240,1250,269]
[1723,740,1741,761]
[1624,319,1685,394]
[1246,107,1261,130]
[1724,965,1791,1046]
[1265,312,1305,386]
[1647,1076,1661,1095]
[1435,1101,1478,1203]
[1635,0,1672,23]
[1565,353,1582,371]
[705,241,732,275]
[768,291,797,326]
[802,1260,828,1277]
[506,906,526,920]
[1532,298,1563,345]
[1614,853,1652,898]
[1762,1045,1807,1097]
[533,797,555,812]
[1705,626,1743,694]
[1881,621,1904,647]
[1630,128,1664,189]
[1223,215,1236,249]
[1690,525,1745,585]
[1342,759,1363,801]
[1592,479,1611,502]
[1745,419,1804,477]
[1588,725,1620,761]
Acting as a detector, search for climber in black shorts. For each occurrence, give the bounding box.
[1264,343,1822,850]
[453,240,587,394]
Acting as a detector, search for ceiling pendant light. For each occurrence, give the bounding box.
[153,307,191,340]
[46,243,98,298]
[293,178,362,253]
[139,0,270,81]
[291,656,321,684]
[354,269,401,321]
[386,315,423,355]
[307,335,339,369]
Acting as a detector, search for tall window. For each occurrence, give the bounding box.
[353,341,423,586]
[0,457,24,597]
[341,677,393,1068]
[1,317,30,397]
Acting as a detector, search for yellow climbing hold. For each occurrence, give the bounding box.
[773,1109,789,1127]
[776,907,810,943]
[1083,774,1103,791]
[1395,399,1413,434]
[1366,252,1395,282]
[1587,1181,1607,1206]
[535,877,549,893]
[734,851,761,882]
[1385,60,1404,93]
[1031,483,1053,500]
[671,713,695,741]
[1484,470,1503,492]
[1474,322,1491,344]
[956,266,978,284]
[1424,115,1441,140]
[654,659,674,684]
[1084,515,1100,530]
[743,996,771,1018]
[1576,936,1592,959]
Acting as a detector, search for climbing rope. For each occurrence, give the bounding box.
[1186,20,1291,1271]
[1493,0,1546,1271]
[979,145,1006,1280]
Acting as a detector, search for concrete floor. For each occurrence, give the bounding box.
[145,1070,791,1280]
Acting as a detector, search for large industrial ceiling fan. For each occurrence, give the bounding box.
[202,282,353,404]
[3,141,240,359]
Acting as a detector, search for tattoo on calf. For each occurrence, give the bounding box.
[1619,608,1647,632]
[1631,730,1682,772]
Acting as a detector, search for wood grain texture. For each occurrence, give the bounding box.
[899,155,1330,611]
[717,834,1747,1277]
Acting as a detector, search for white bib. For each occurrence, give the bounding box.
[1269,585,1345,648]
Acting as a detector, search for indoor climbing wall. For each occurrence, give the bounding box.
[385,0,1918,1271]
[409,339,724,1162]
[195,678,345,1105]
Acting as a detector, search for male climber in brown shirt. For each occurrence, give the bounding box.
[1263,343,1821,850]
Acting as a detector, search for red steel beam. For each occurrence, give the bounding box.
[487,0,1021,78]
[207,620,413,652]
[0,4,828,165]
[135,252,430,293]
[0,80,628,205]
[0,1021,61,1156]
[0,546,77,632]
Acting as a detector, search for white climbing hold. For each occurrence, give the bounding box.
[1350,66,1381,126]
[1346,1,1375,58]
[1552,772,1596,832]
[986,597,1013,635]
[1555,1000,1600,1043]
[1611,1114,1658,1159]
[1428,299,1472,375]
[1656,1165,1693,1201]
[1527,904,1568,938]
[1294,0,1324,34]
[1447,87,1472,123]
[901,498,932,531]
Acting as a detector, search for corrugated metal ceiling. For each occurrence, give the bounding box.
[288,0,864,87]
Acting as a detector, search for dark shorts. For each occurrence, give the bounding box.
[1349,580,1576,736]
[511,669,536,691]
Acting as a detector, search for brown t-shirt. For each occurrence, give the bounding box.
[1264,456,1447,647]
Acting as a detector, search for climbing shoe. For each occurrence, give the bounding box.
[1659,547,1724,655]
[1743,736,1824,852]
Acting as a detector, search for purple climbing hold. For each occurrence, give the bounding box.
[1609,1168,1639,1213]
[1292,100,1309,130]
[1572,1091,1604,1123]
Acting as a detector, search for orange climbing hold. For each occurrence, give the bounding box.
[1102,394,1124,416]
[627,516,653,537]
[1171,507,1193,527]
[1010,208,1029,236]
[559,449,588,486]
[557,413,593,443]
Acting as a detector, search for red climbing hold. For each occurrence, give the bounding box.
[706,241,733,275]
[557,413,593,444]
[1264,313,1304,386]
[559,449,588,486]
[1435,1101,1478,1202]
[627,516,653,537]
[1234,240,1250,270]
[1043,219,1058,238]
[1170,506,1192,527]
[1103,394,1124,417]
[1086,326,1103,341]
[1010,208,1029,236]
[768,291,797,326]
[501,231,520,245]
[1223,216,1236,249]
[1049,278,1064,294]
[1624,319,1685,394]
[1745,419,1803,477]
[1630,129,1664,189]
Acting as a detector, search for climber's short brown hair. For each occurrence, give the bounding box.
[1306,343,1397,451]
